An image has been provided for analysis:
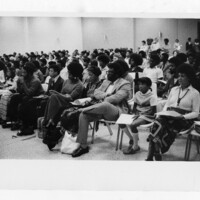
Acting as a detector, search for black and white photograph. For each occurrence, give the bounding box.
[0,0,200,198]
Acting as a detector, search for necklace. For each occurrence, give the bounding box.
[177,87,189,106]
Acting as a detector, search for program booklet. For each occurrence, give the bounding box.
[156,110,181,117]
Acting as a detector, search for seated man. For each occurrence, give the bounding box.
[37,64,64,117]
[71,62,131,157]
[46,64,64,95]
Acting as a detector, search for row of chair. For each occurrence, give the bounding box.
[91,119,200,161]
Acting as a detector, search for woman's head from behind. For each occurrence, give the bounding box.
[149,54,160,68]
[67,62,83,81]
[129,53,143,67]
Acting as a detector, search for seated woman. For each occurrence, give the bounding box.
[33,60,44,83]
[0,67,20,127]
[7,62,44,135]
[120,77,157,154]
[82,65,102,98]
[0,60,6,85]
[157,64,179,98]
[43,62,84,129]
[147,63,200,161]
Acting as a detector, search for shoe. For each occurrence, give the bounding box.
[123,146,140,155]
[2,121,11,129]
[17,128,34,136]
[72,146,89,157]
[47,143,57,151]
[145,158,154,161]
[11,123,20,131]
[154,153,162,161]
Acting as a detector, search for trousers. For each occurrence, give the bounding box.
[76,102,120,146]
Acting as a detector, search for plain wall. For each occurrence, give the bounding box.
[0,17,83,54]
[0,17,198,55]
[82,18,134,51]
[27,17,83,53]
[0,17,28,54]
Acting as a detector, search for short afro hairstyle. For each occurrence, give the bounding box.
[177,53,187,64]
[114,60,129,74]
[129,53,143,66]
[49,64,61,74]
[107,62,124,78]
[87,66,101,77]
[177,63,196,82]
[97,54,110,65]
[150,54,160,66]
[67,62,83,80]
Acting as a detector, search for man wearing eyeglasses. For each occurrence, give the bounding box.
[71,62,131,157]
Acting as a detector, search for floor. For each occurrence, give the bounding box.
[0,123,200,161]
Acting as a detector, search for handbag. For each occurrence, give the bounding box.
[60,131,80,154]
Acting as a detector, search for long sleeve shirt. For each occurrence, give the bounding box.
[163,85,200,119]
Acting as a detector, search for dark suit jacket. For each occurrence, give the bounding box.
[47,76,64,94]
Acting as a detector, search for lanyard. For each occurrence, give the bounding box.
[177,87,189,106]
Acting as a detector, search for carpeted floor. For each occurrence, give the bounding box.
[0,123,200,161]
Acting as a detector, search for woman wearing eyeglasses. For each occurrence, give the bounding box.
[147,63,200,161]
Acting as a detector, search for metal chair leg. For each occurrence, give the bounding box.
[184,134,190,161]
[106,122,113,136]
[195,136,200,154]
[116,126,121,151]
[119,130,124,150]
[91,121,96,144]
[187,135,192,161]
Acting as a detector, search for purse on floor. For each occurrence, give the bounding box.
[60,131,80,154]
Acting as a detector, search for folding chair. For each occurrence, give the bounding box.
[91,119,121,151]
[117,122,154,150]
[184,129,200,161]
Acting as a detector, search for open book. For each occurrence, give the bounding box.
[116,114,138,125]
[156,110,181,117]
